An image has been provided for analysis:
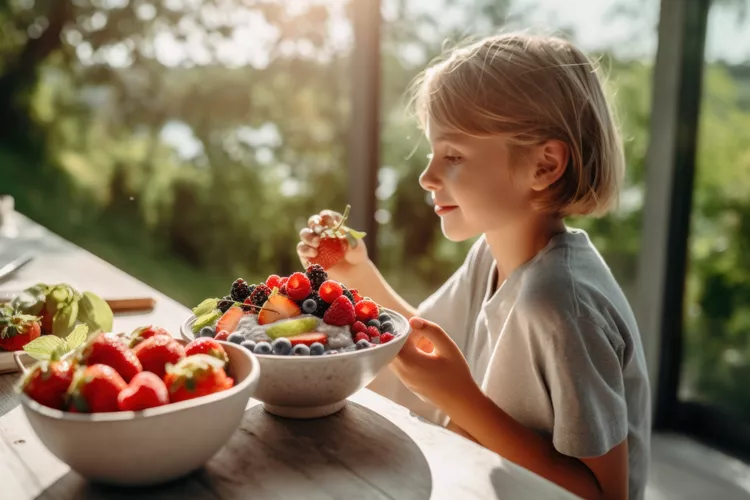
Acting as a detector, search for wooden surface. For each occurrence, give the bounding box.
[0,212,579,500]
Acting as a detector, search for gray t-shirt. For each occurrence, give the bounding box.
[369,228,651,500]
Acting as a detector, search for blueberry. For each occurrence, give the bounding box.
[356,339,371,350]
[309,342,325,356]
[227,332,245,344]
[366,319,381,330]
[241,340,257,352]
[272,338,292,356]
[254,341,272,355]
[378,313,392,323]
[370,336,381,345]
[200,326,216,338]
[301,298,317,315]
[380,321,394,334]
[292,344,310,356]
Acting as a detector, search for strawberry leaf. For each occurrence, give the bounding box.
[346,228,366,239]
[23,335,65,361]
[65,324,89,351]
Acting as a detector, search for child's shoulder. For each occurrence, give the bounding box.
[511,228,637,346]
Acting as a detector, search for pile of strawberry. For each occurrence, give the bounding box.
[19,327,235,413]
[191,264,396,351]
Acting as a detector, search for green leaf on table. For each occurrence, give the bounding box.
[78,291,113,333]
[52,301,78,337]
[192,298,219,317]
[23,335,65,361]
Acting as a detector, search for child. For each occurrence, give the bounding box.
[297,33,650,500]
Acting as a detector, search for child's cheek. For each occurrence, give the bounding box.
[444,163,461,182]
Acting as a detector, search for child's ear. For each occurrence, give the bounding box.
[530,140,568,191]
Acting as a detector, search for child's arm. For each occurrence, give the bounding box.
[392,318,628,500]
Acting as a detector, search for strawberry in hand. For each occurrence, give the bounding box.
[0,306,41,352]
[297,205,368,272]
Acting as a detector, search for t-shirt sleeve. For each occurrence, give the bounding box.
[541,316,628,458]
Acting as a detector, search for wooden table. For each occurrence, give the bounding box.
[0,213,580,500]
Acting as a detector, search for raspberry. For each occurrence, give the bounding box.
[280,284,288,295]
[355,300,379,322]
[319,280,343,303]
[380,332,395,344]
[248,284,271,308]
[354,332,369,344]
[286,272,312,301]
[266,275,284,290]
[352,321,367,334]
[305,264,328,290]
[230,279,252,302]
[366,326,380,339]
[350,289,363,303]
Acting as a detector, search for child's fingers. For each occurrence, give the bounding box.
[409,317,458,356]
[297,242,318,259]
[320,210,343,228]
[299,228,320,248]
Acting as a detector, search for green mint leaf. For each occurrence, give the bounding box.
[22,336,65,361]
[52,302,78,337]
[78,291,113,333]
[192,298,219,317]
[65,324,89,350]
[191,310,221,333]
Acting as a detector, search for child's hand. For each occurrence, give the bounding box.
[391,317,478,411]
[296,209,370,281]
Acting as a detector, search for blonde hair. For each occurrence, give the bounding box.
[411,33,624,217]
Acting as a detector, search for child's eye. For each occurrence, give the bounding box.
[444,155,463,164]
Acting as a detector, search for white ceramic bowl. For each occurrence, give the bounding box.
[181,308,411,419]
[17,339,260,487]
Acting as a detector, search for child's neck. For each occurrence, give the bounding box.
[484,215,566,289]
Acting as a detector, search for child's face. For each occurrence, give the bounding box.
[420,119,537,242]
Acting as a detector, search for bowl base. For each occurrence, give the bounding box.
[263,400,347,419]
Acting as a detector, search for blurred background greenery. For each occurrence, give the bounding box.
[1,0,750,424]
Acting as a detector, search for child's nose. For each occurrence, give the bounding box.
[419,160,441,192]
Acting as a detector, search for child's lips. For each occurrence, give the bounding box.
[434,205,458,216]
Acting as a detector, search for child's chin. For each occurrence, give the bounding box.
[440,221,476,242]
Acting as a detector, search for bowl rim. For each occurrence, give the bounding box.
[181,307,412,362]
[19,340,261,422]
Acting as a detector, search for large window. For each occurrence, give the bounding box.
[678,0,750,450]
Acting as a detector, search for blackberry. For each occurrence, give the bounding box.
[305,264,328,290]
[248,284,271,308]
[308,293,329,318]
[218,298,234,313]
[342,288,356,306]
[230,279,252,302]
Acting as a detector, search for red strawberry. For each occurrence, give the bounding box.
[214,330,230,341]
[287,332,328,347]
[133,335,186,378]
[67,364,127,413]
[129,325,170,348]
[185,337,229,363]
[258,291,301,325]
[354,332,369,344]
[355,300,379,322]
[352,321,367,334]
[117,371,169,411]
[350,289,363,303]
[21,360,75,410]
[286,272,312,301]
[323,296,356,327]
[39,309,54,335]
[380,332,395,344]
[164,354,234,403]
[319,280,343,303]
[78,333,142,383]
[266,275,284,290]
[366,326,380,339]
[216,306,243,334]
[0,310,41,352]
[307,205,366,270]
